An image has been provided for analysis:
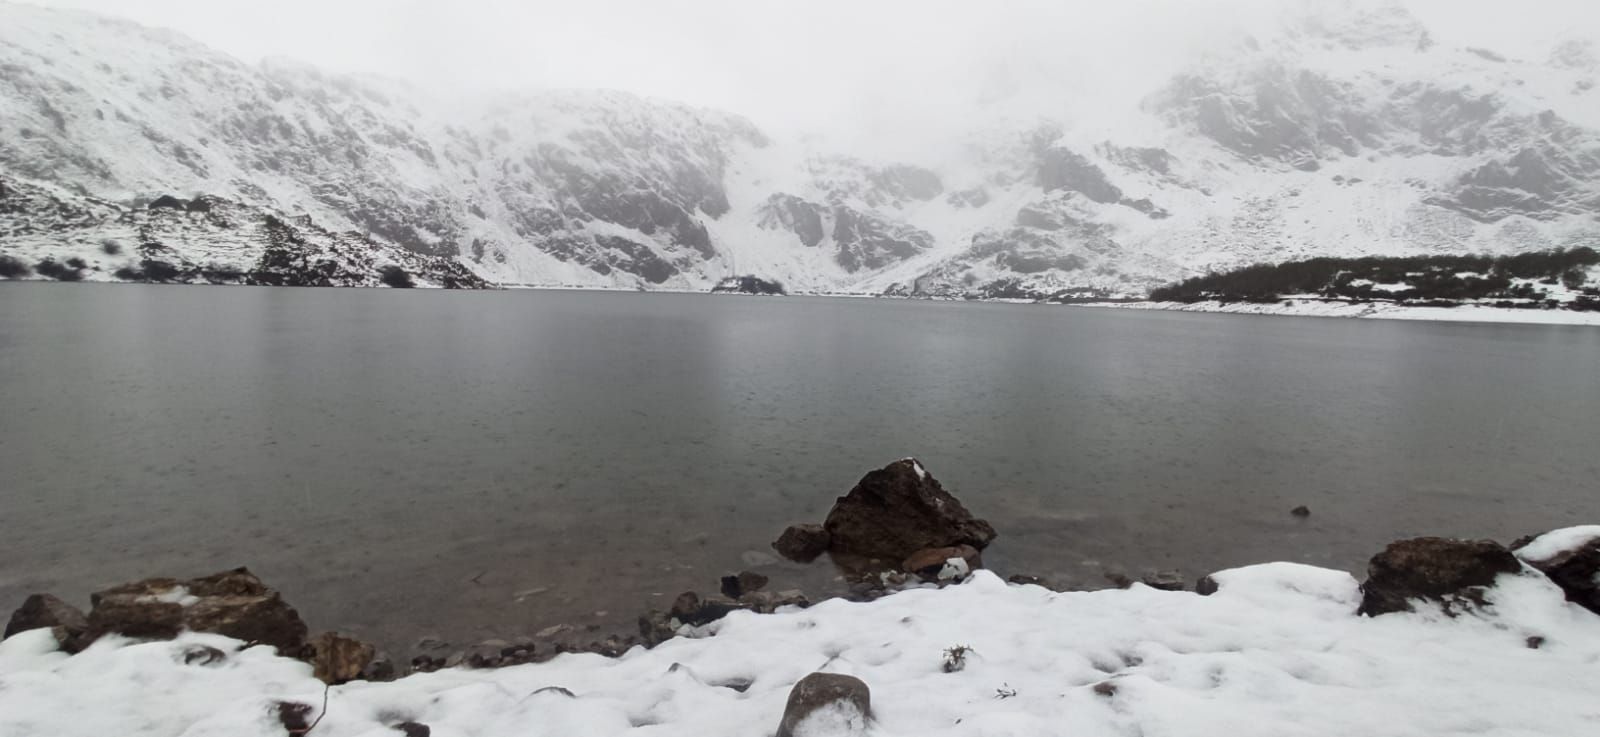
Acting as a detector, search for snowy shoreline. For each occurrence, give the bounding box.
[4,560,1600,737]
[1070,298,1600,326]
[6,526,1600,737]
[9,280,1600,327]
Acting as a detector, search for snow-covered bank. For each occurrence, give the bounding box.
[1081,299,1600,326]
[5,564,1599,737]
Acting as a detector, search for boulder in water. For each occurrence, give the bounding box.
[823,459,996,561]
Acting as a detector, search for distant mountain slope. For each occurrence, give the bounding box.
[0,175,486,287]
[1,1,1597,296]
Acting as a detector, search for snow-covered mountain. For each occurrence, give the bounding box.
[1,1,1596,294]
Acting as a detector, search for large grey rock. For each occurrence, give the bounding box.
[1357,538,1523,616]
[776,673,871,737]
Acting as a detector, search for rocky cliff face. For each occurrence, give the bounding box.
[0,175,485,287]
[2,2,1596,297]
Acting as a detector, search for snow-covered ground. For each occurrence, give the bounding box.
[3,565,1598,737]
[1086,299,1600,326]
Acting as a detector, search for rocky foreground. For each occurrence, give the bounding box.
[4,461,1600,736]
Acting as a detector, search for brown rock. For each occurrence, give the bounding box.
[776,672,872,737]
[772,524,831,563]
[4,594,89,650]
[822,459,997,561]
[1513,530,1600,615]
[310,632,376,684]
[1195,574,1221,596]
[901,545,982,581]
[1358,537,1523,616]
[184,593,307,654]
[85,596,185,643]
[82,567,308,654]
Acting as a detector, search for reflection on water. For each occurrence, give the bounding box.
[2,283,1597,652]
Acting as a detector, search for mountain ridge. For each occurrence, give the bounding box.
[1,1,1597,294]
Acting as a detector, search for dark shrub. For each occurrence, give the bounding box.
[379,265,415,288]
[100,240,122,255]
[113,265,145,281]
[1150,247,1600,304]
[66,257,87,270]
[0,255,31,278]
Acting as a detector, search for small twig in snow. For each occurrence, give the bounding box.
[288,685,331,736]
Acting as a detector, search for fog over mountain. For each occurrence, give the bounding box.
[2,0,1597,293]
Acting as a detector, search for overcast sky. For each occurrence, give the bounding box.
[19,0,1600,146]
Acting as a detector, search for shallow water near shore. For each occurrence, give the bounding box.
[2,282,1598,655]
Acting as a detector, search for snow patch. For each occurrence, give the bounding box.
[1515,526,1600,563]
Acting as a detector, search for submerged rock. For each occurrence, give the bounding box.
[1511,526,1600,615]
[823,458,997,561]
[83,567,308,654]
[3,594,88,651]
[772,524,831,563]
[776,673,872,737]
[1357,537,1523,616]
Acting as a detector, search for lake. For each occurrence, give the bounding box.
[2,283,1597,655]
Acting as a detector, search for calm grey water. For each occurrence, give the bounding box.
[2,283,1598,654]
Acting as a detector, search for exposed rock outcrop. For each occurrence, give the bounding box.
[83,567,309,654]
[1357,538,1523,616]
